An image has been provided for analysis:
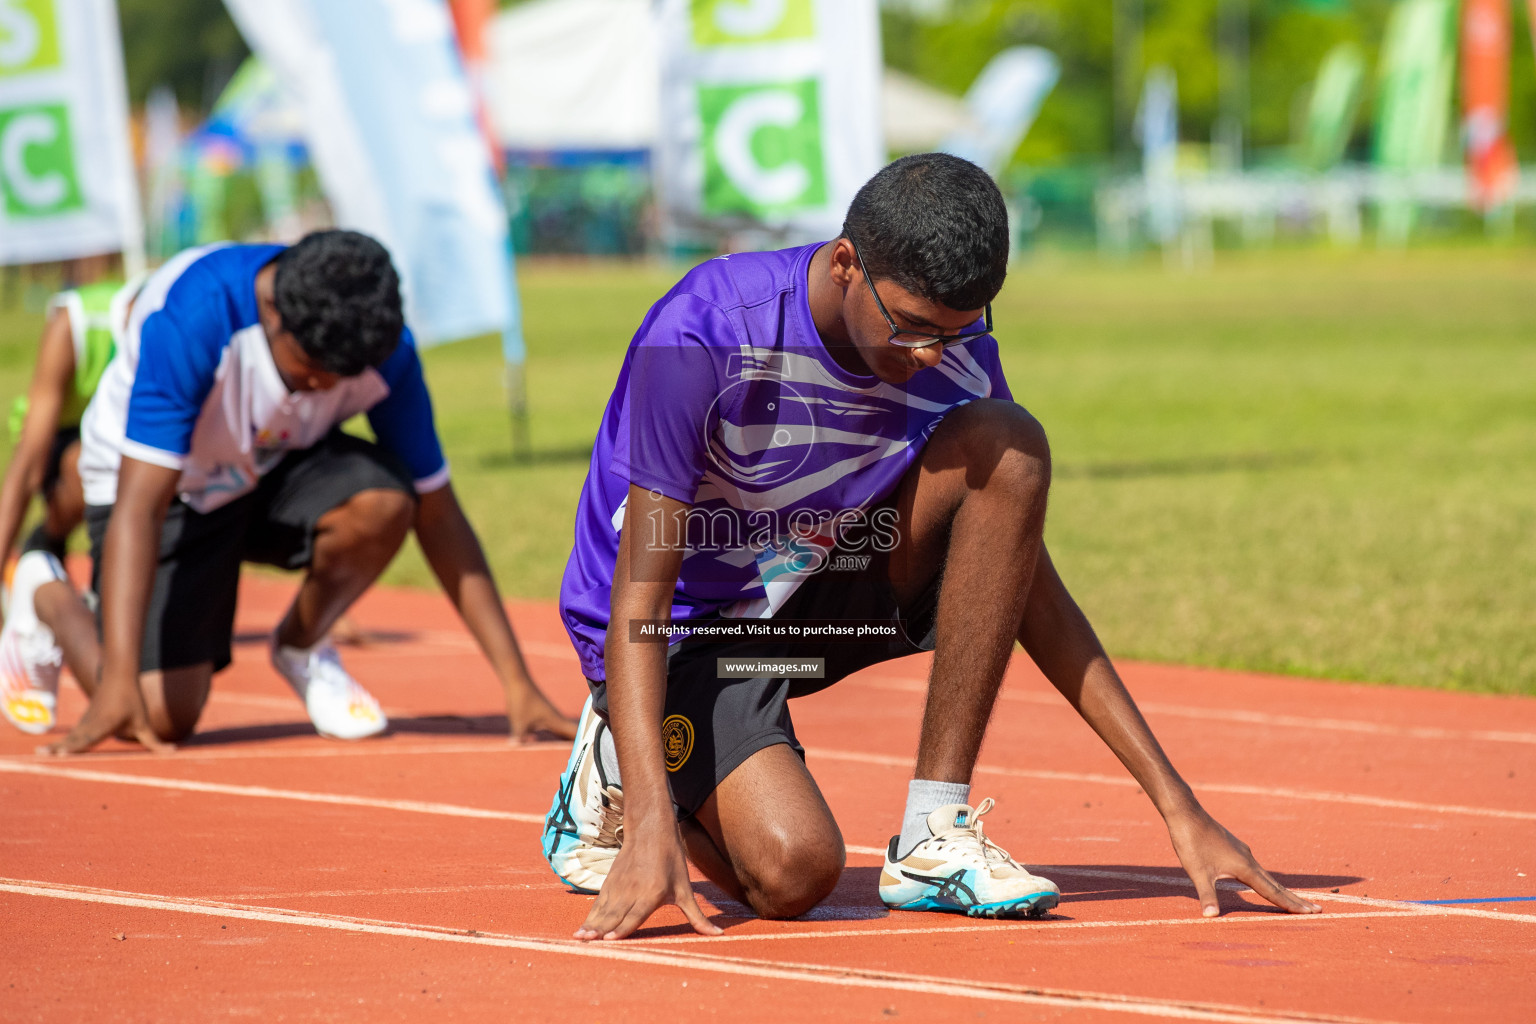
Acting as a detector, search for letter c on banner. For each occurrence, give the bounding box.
[712,0,787,37]
[0,0,41,69]
[1,111,67,209]
[715,89,809,207]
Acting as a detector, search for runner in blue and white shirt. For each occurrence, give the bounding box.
[8,231,575,753]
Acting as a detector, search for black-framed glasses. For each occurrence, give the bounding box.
[846,234,993,349]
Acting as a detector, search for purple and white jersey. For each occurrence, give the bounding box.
[559,243,1012,681]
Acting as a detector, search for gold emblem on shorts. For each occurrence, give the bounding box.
[661,714,694,773]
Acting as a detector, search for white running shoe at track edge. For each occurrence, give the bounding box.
[879,798,1060,919]
[271,640,387,740]
[541,695,624,893]
[0,551,66,735]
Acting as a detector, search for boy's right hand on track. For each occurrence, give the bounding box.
[573,825,722,941]
[39,677,173,757]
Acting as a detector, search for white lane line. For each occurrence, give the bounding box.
[838,847,1536,925]
[8,751,1533,862]
[1019,866,1536,927]
[839,673,1536,746]
[0,760,541,824]
[223,883,564,901]
[809,748,1536,822]
[0,740,561,764]
[9,758,1533,928]
[632,910,1426,945]
[0,877,1402,1024]
[254,627,1536,747]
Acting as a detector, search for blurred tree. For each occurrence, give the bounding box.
[876,0,1536,171]
[119,0,249,110]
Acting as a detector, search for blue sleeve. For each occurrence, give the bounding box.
[367,329,449,492]
[609,293,730,505]
[122,274,226,468]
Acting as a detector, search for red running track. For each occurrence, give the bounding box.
[2,569,1533,1022]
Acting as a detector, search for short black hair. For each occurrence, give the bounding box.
[273,229,404,376]
[841,153,1009,311]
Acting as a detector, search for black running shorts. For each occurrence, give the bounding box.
[84,430,416,674]
[587,547,941,819]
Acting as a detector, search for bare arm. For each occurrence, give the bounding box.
[412,482,576,740]
[1019,544,1319,916]
[0,311,75,561]
[43,456,179,755]
[574,484,720,940]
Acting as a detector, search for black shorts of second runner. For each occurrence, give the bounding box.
[587,552,941,820]
[84,430,416,675]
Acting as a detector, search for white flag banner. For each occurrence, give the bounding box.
[942,46,1059,178]
[655,0,883,242]
[221,0,523,359]
[0,0,142,267]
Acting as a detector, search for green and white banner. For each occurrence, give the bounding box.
[0,0,142,267]
[1374,0,1457,173]
[656,0,883,241]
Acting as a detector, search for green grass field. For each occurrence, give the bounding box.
[2,249,1532,695]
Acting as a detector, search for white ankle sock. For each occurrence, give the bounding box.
[896,778,971,859]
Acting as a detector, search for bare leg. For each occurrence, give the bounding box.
[42,441,85,546]
[273,488,413,650]
[680,744,845,919]
[880,399,1052,784]
[33,578,98,693]
[33,579,213,741]
[676,401,1048,915]
[138,664,213,741]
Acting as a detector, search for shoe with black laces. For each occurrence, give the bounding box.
[541,696,623,893]
[879,798,1060,918]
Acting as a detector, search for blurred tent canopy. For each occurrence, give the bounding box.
[124,0,1536,174]
[485,0,979,155]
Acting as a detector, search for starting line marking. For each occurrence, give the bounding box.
[1411,896,1536,906]
[6,758,1533,928]
[0,877,1404,1024]
[631,909,1426,945]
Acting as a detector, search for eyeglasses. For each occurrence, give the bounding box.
[846,234,993,349]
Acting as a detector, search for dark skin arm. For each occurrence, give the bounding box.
[413,483,576,740]
[42,456,179,755]
[1019,545,1320,916]
[574,484,721,940]
[0,310,74,563]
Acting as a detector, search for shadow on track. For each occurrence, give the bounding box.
[181,714,572,747]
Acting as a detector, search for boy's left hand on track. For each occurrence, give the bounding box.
[1166,807,1322,917]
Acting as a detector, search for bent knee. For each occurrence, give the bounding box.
[155,719,198,743]
[930,399,1050,491]
[739,836,845,920]
[332,487,415,544]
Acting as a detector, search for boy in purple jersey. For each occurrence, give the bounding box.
[544,155,1320,936]
[3,230,575,754]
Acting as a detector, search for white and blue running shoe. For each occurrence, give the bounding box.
[541,696,624,893]
[879,798,1060,919]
